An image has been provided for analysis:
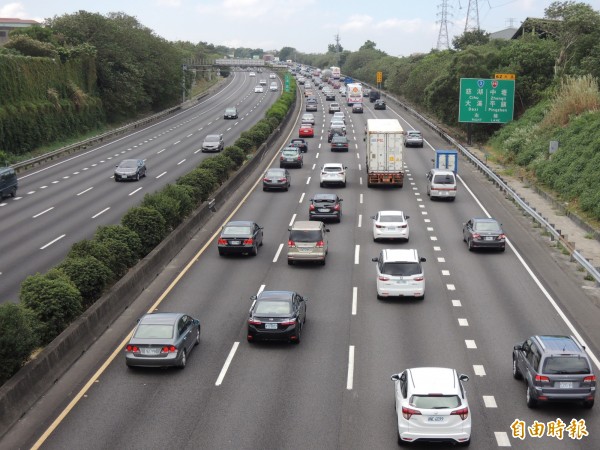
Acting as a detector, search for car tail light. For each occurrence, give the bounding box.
[278,178,287,182]
[583,375,596,383]
[161,345,177,353]
[243,239,253,245]
[375,224,384,228]
[401,406,421,420]
[498,234,506,239]
[400,224,407,228]
[298,156,302,160]
[280,156,284,161]
[316,240,324,248]
[263,177,271,182]
[451,407,469,420]
[378,276,390,281]
[280,319,297,326]
[248,318,262,325]
[334,204,340,211]
[125,345,139,352]
[535,375,550,383]
[472,233,481,239]
[309,204,315,211]
[217,238,227,245]
[288,239,295,247]
[414,276,424,282]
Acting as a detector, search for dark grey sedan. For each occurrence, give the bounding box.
[202,134,224,152]
[463,217,506,251]
[218,220,264,256]
[247,291,307,344]
[263,168,291,191]
[114,159,146,181]
[125,313,200,369]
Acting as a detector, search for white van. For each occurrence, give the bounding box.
[426,169,457,201]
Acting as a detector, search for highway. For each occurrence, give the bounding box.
[0,71,283,303]
[4,78,600,449]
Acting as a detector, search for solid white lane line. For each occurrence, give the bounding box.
[473,365,486,376]
[156,171,167,179]
[354,245,360,264]
[33,207,54,218]
[129,187,143,196]
[347,346,355,390]
[465,340,477,349]
[352,287,357,315]
[299,193,305,203]
[215,342,240,386]
[358,214,362,228]
[92,207,110,218]
[495,432,511,446]
[77,187,93,196]
[273,243,284,263]
[458,318,469,326]
[40,234,66,250]
[483,396,497,408]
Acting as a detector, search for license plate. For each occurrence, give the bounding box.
[427,416,445,422]
[230,240,241,245]
[298,247,311,252]
[388,227,396,231]
[395,280,407,285]
[485,236,494,240]
[559,382,573,389]
[121,175,127,178]
[318,208,329,213]
[265,323,277,330]
[141,347,160,355]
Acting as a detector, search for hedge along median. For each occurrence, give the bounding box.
[0,75,297,438]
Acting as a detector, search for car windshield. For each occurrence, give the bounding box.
[543,356,591,374]
[474,221,500,232]
[433,175,455,184]
[119,160,138,168]
[134,324,174,339]
[222,226,252,235]
[379,214,404,222]
[205,135,220,142]
[410,395,461,409]
[290,230,322,242]
[254,301,292,316]
[381,262,421,276]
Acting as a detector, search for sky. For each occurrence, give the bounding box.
[0,1,582,56]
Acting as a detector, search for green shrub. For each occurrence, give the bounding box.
[141,191,182,230]
[58,256,112,306]
[95,224,143,261]
[198,155,234,184]
[222,146,246,167]
[0,303,39,385]
[67,239,116,279]
[161,183,195,218]
[240,130,261,147]
[266,104,286,122]
[266,116,280,129]
[121,206,167,256]
[177,168,218,202]
[234,136,255,152]
[20,269,83,345]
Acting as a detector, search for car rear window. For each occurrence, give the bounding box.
[222,226,252,235]
[379,214,404,222]
[473,221,500,232]
[323,166,342,172]
[408,132,422,138]
[381,262,422,276]
[290,230,322,242]
[255,301,292,316]
[205,135,220,141]
[410,395,461,409]
[543,356,591,374]
[267,170,285,177]
[119,160,138,168]
[433,174,455,184]
[282,150,299,157]
[134,324,174,339]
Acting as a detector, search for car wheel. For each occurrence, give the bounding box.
[285,185,289,191]
[320,182,324,188]
[195,328,200,346]
[417,294,425,300]
[292,326,301,344]
[218,249,225,256]
[321,258,326,266]
[250,245,258,256]
[460,438,471,447]
[342,182,346,187]
[136,173,140,181]
[178,349,187,369]
[263,187,267,191]
[467,239,474,251]
[500,246,506,252]
[114,178,119,182]
[583,399,595,409]
[377,294,384,300]
[398,430,407,446]
[512,358,522,379]
[526,385,537,408]
[288,259,294,265]
[247,336,255,343]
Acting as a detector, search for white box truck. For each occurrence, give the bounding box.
[365,119,405,187]
[346,82,363,106]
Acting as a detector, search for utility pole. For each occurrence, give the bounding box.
[436,0,451,50]
[334,32,341,66]
[464,0,480,32]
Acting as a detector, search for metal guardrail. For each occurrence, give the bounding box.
[367,83,600,286]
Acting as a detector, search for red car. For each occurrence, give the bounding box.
[299,125,314,138]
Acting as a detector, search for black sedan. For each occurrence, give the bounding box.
[247,291,307,344]
[289,138,308,153]
[114,159,146,181]
[124,313,200,369]
[331,135,349,152]
[263,168,291,191]
[309,193,343,222]
[218,221,264,256]
[374,99,386,110]
[463,217,506,251]
[352,104,364,113]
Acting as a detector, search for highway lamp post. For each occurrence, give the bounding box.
[182,64,187,103]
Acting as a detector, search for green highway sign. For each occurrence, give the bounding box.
[459,78,515,124]
[285,74,290,92]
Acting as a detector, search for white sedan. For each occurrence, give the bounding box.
[319,163,347,187]
[254,85,264,93]
[372,210,410,242]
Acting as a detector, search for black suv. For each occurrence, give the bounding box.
[513,335,596,409]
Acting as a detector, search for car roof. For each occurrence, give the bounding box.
[257,291,295,301]
[381,248,420,263]
[430,169,454,176]
[534,335,584,354]
[119,159,141,164]
[291,220,323,230]
[139,312,183,325]
[472,217,499,223]
[378,210,405,216]
[407,367,459,395]
[323,163,344,168]
[313,193,337,200]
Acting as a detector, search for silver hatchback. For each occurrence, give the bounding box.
[287,221,329,265]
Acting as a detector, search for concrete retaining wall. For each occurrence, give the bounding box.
[0,90,298,438]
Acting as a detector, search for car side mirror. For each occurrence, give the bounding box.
[115,165,119,168]
[370,215,376,219]
[406,216,410,219]
[325,228,330,232]
[390,374,401,381]
[194,319,200,325]
[514,344,522,351]
[420,257,426,262]
[344,166,348,169]
[339,199,343,202]
[372,257,379,262]
[459,374,469,382]
[302,296,308,302]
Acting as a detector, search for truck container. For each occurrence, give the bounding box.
[365,119,405,187]
[346,83,363,106]
[435,149,458,173]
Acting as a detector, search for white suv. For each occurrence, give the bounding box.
[391,367,471,446]
[372,249,426,299]
[319,163,347,187]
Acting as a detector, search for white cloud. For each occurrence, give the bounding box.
[156,0,182,7]
[340,14,374,31]
[375,18,423,33]
[0,2,27,17]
